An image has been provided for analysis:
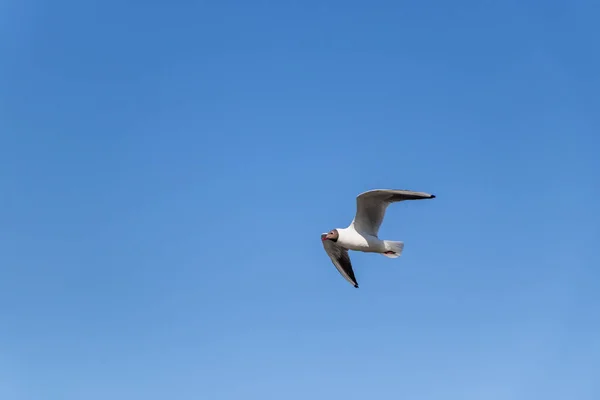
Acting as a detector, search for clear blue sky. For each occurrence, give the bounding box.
[1,0,599,399]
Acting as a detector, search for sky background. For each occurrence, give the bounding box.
[1,0,599,399]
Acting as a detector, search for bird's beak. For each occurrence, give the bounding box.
[321,234,328,241]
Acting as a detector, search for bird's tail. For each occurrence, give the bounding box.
[382,241,404,258]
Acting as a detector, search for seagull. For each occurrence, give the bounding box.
[321,189,436,288]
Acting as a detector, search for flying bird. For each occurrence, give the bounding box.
[321,189,436,288]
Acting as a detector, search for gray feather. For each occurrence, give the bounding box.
[321,234,359,288]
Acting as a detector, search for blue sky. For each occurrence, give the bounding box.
[1,0,599,399]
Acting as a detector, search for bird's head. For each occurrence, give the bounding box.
[321,229,339,242]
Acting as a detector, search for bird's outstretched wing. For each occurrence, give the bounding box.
[352,189,435,237]
[321,234,359,288]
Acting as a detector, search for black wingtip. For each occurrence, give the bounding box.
[431,194,436,198]
[354,284,359,288]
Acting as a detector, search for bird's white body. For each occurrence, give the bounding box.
[335,226,386,253]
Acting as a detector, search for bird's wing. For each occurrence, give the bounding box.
[321,234,359,288]
[352,189,435,237]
